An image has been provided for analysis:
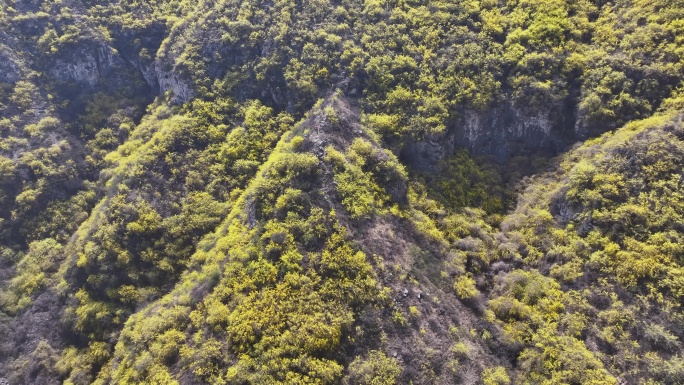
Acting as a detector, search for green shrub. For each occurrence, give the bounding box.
[344,351,402,385]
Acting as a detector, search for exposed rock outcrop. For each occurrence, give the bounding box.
[402,100,579,168]
[155,62,194,103]
[0,46,21,84]
[49,45,124,86]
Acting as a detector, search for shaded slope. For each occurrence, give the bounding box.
[0,0,683,384]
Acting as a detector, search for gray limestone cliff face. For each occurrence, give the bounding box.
[138,58,159,93]
[456,101,578,160]
[401,100,580,168]
[0,45,21,84]
[155,61,194,104]
[43,40,192,103]
[48,45,125,86]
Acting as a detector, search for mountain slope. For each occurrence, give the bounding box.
[0,0,683,384]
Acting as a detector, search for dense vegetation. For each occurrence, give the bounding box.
[0,0,682,384]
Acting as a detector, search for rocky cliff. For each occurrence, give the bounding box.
[0,0,682,384]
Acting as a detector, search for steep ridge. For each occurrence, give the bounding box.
[489,104,684,385]
[91,94,506,384]
[0,0,683,384]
